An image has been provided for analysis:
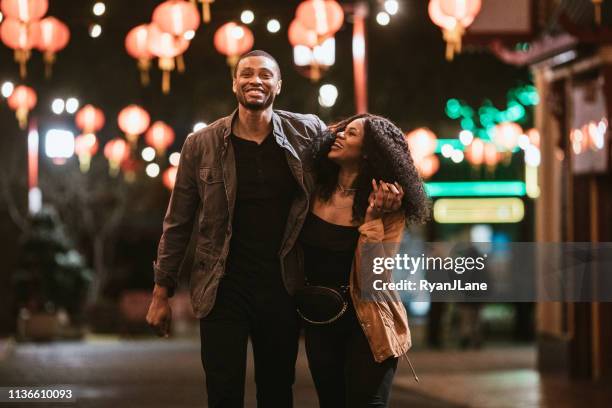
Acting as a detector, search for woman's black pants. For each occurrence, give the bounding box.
[304,308,398,408]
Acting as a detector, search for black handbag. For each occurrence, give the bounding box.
[295,284,350,325]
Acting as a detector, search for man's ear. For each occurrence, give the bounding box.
[232,77,237,94]
[276,79,282,95]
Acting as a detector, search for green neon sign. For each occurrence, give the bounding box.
[425,181,527,197]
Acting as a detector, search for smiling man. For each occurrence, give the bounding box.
[146,50,325,407]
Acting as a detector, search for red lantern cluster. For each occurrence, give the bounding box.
[0,0,69,78]
[125,1,199,94]
[428,0,481,60]
[288,0,343,81]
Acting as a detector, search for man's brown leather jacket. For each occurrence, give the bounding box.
[153,109,324,318]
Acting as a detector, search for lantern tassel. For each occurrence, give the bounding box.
[227,55,239,71]
[162,71,171,94]
[159,58,175,94]
[126,133,139,148]
[109,161,120,177]
[15,50,29,79]
[16,108,28,130]
[138,58,151,86]
[310,62,321,83]
[44,52,56,79]
[201,1,212,23]
[79,154,92,173]
[176,54,186,73]
[593,0,603,25]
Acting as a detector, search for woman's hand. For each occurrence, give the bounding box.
[365,179,404,222]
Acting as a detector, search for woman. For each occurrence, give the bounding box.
[297,113,429,407]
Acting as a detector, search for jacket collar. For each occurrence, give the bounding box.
[222,108,299,159]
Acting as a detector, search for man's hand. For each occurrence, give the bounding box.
[365,179,404,222]
[146,284,172,338]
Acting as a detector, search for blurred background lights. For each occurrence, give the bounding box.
[525,145,541,166]
[231,25,245,39]
[51,98,65,115]
[146,163,160,178]
[193,122,207,132]
[169,152,180,166]
[45,129,75,162]
[318,84,338,108]
[1,81,14,98]
[65,98,79,114]
[376,12,390,26]
[241,10,254,24]
[267,19,281,33]
[384,0,399,15]
[441,144,454,158]
[93,2,106,16]
[517,134,530,150]
[459,130,474,145]
[451,149,464,163]
[141,147,156,162]
[89,24,102,38]
[183,30,196,41]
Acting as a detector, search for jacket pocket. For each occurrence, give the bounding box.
[199,167,227,219]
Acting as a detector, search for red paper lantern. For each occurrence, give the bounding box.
[152,0,200,37]
[74,133,99,173]
[104,138,130,176]
[288,19,321,48]
[295,0,344,39]
[465,137,485,166]
[1,0,48,23]
[145,121,175,155]
[147,23,189,93]
[162,166,178,190]
[36,17,70,77]
[0,18,41,78]
[405,128,438,161]
[416,155,440,179]
[213,22,254,68]
[493,122,522,152]
[428,0,480,60]
[7,84,37,129]
[439,0,482,23]
[484,142,499,169]
[125,24,153,86]
[75,104,105,134]
[118,105,151,146]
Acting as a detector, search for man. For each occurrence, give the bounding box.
[146,50,324,407]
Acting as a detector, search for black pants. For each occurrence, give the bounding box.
[199,274,299,408]
[304,307,398,408]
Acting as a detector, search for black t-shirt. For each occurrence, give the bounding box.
[225,132,298,285]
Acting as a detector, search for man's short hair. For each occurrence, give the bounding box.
[233,50,282,79]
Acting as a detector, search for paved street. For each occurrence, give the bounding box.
[0,337,609,408]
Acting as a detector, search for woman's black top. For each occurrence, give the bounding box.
[299,212,360,288]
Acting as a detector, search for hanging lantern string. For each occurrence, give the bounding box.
[592,0,603,25]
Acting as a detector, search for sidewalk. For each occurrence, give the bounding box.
[0,337,608,407]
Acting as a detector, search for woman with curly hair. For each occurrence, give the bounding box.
[296,113,429,407]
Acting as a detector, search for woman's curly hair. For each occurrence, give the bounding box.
[312,113,430,224]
